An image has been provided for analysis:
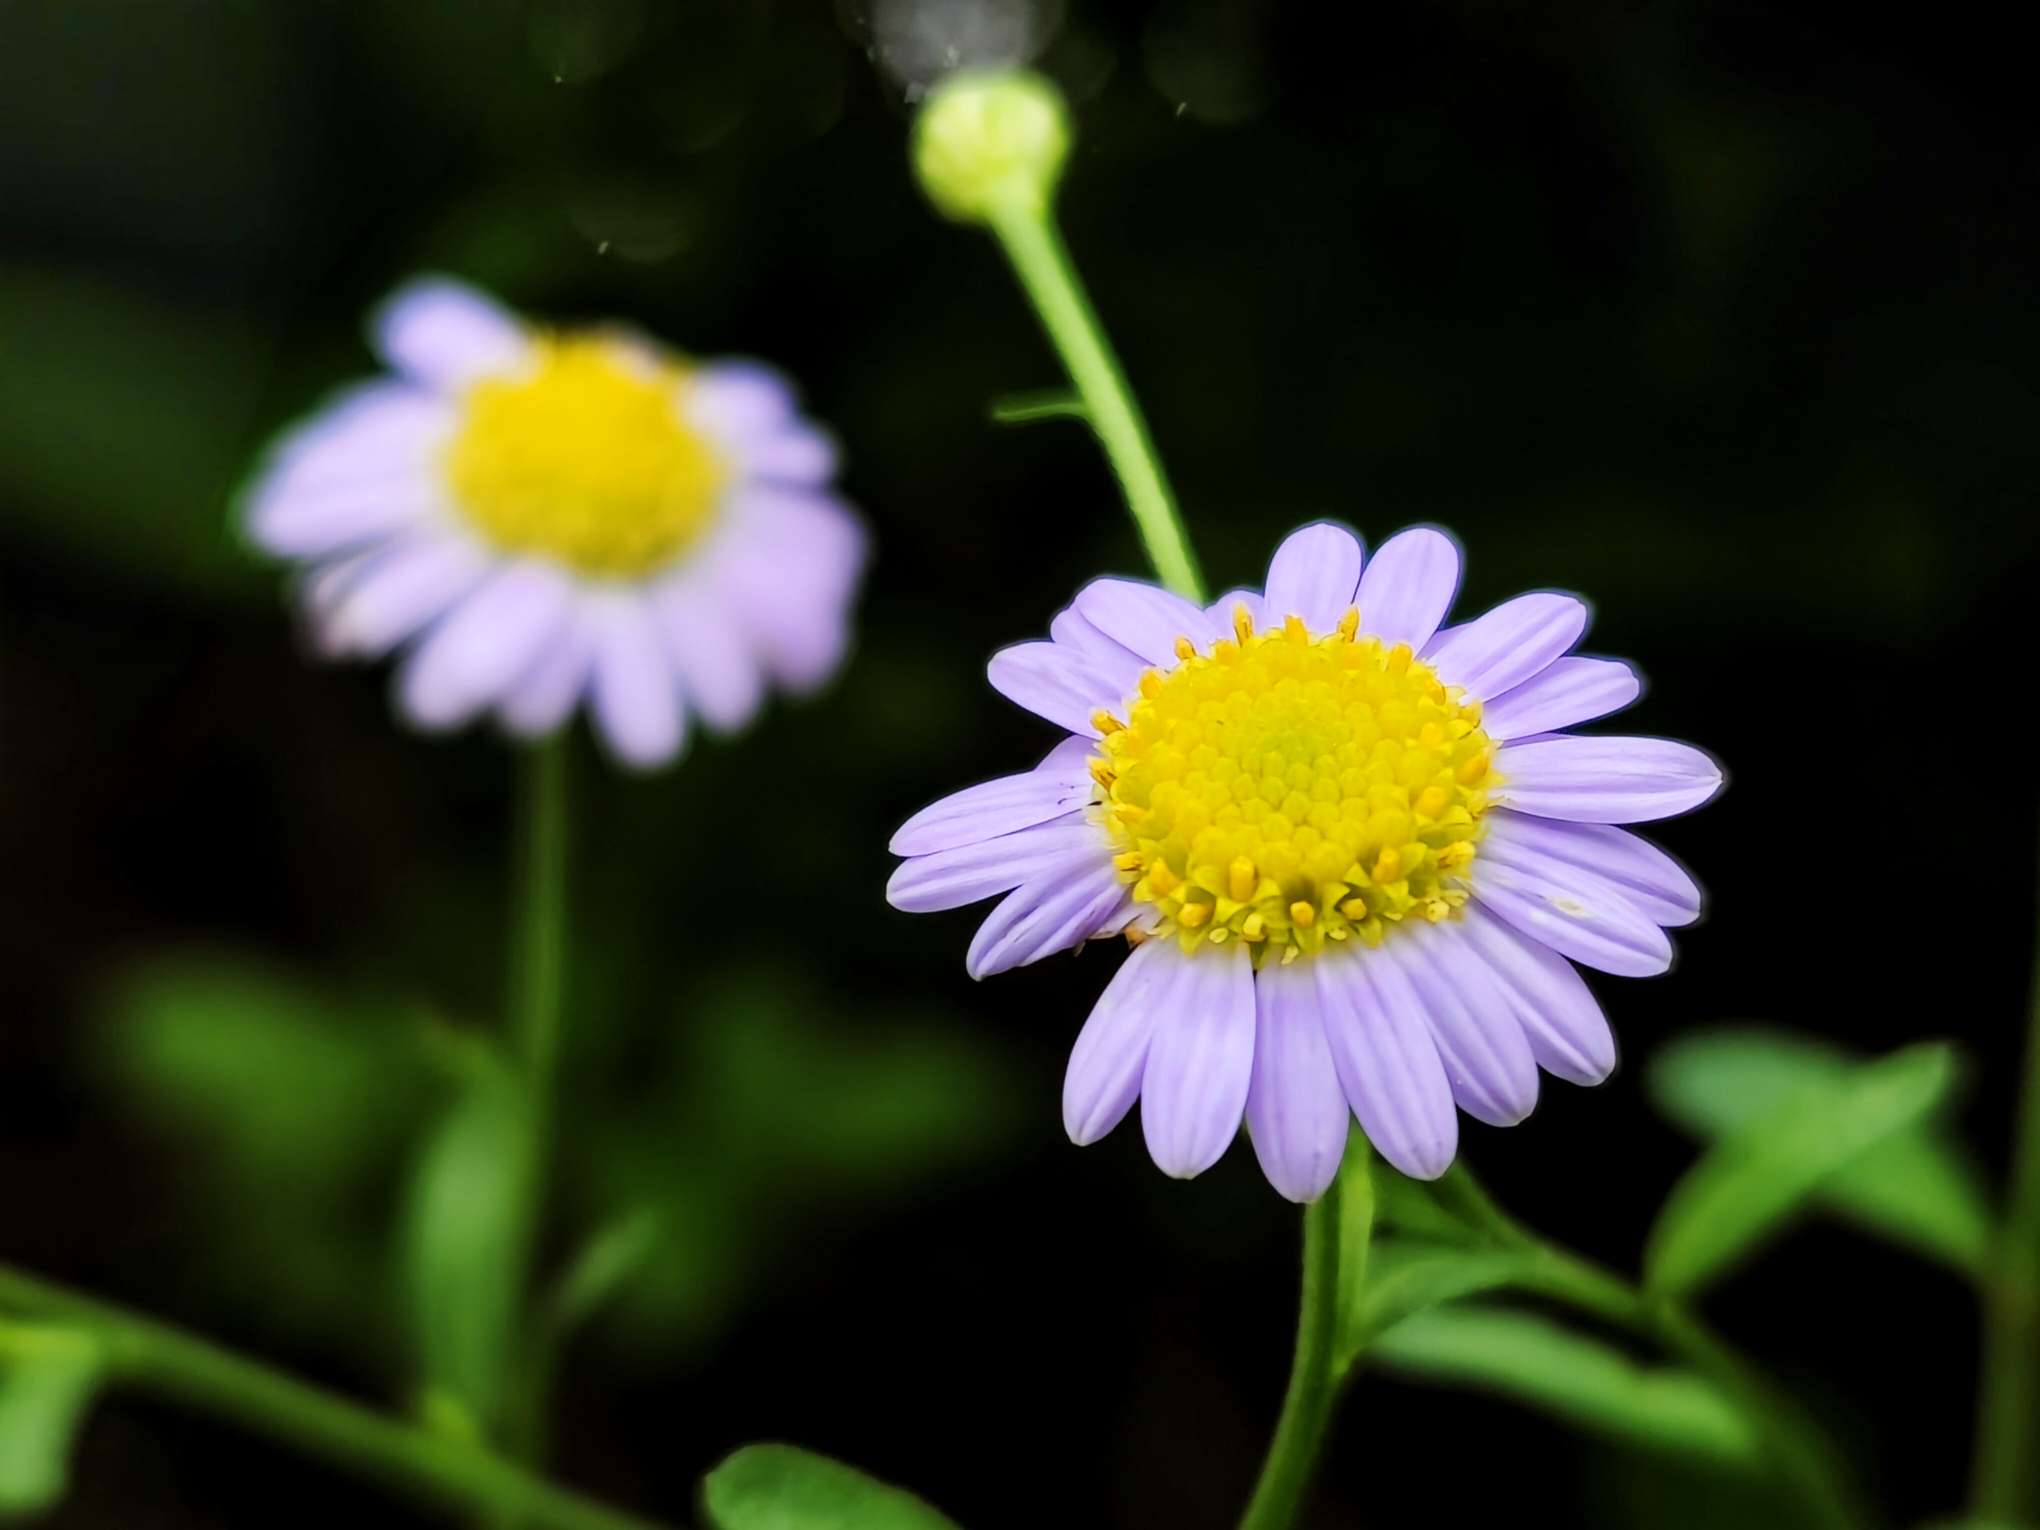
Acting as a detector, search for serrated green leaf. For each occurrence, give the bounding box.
[0,1326,103,1514]
[1645,1041,1961,1297]
[401,1049,535,1432]
[1649,1027,1991,1277]
[1369,1171,1482,1244]
[1337,1241,1544,1371]
[703,1444,960,1530]
[1371,1306,1756,1465]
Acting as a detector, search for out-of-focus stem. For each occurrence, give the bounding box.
[0,1263,666,1530]
[1969,846,2040,1519]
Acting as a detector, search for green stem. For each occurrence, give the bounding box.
[985,204,1206,603]
[1236,1182,1343,1530]
[0,1264,668,1530]
[1434,1168,1862,1530]
[1970,841,2040,1519]
[505,736,570,1466]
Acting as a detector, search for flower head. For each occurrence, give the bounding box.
[913,71,1070,223]
[888,524,1723,1199]
[243,277,866,769]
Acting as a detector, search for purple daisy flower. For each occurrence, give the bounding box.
[888,523,1723,1199]
[243,277,866,769]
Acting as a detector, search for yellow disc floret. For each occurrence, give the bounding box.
[442,333,726,577]
[1093,606,1496,962]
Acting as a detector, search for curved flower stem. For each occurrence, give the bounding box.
[1969,844,2040,1519]
[1235,1181,1343,1530]
[1433,1168,1862,1530]
[0,1263,668,1530]
[984,203,1206,604]
[504,736,570,1465]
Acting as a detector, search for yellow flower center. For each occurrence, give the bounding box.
[441,334,727,577]
[1093,607,1495,963]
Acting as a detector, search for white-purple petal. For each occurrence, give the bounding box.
[1496,735,1724,824]
[1390,937,1540,1128]
[500,606,599,739]
[1246,958,1353,1202]
[1317,953,1458,1180]
[890,749,1096,857]
[966,858,1131,979]
[1048,606,1148,686]
[1206,588,1264,633]
[1449,905,1617,1086]
[249,473,444,559]
[1470,855,1673,978]
[1423,592,1588,702]
[1480,657,1641,740]
[987,642,1130,735]
[652,576,765,735]
[885,816,1101,913]
[1141,943,1256,1179]
[1355,526,1460,650]
[1261,522,1365,633]
[397,560,577,729]
[370,277,530,393]
[1072,578,1222,665]
[319,533,491,659]
[1484,810,1702,928]
[1064,939,1172,1145]
[589,594,685,770]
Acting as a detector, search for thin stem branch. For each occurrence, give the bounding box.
[0,1263,669,1530]
[1970,836,2040,1519]
[1236,1183,1344,1530]
[1434,1168,1862,1530]
[985,204,1206,603]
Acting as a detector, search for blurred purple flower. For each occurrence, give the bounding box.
[888,523,1722,1199]
[244,277,865,769]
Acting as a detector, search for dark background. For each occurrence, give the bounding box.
[3,1,2037,1525]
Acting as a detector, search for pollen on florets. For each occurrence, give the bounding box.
[1091,605,1496,962]
[441,333,726,577]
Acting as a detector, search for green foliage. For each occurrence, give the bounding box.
[0,1325,102,1517]
[987,390,1088,426]
[1650,1026,1991,1278]
[703,1445,961,1530]
[1645,1041,1963,1297]
[1371,1306,1757,1467]
[97,957,442,1349]
[400,1043,535,1434]
[1338,1241,1545,1372]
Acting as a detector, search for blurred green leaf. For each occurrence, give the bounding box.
[551,1208,664,1337]
[1649,1027,1991,1278]
[1330,1132,1376,1374]
[1645,1042,1962,1298]
[401,1046,535,1433]
[1338,1241,1543,1371]
[1369,1172,1482,1244]
[0,1326,102,1516]
[98,956,442,1348]
[703,1445,960,1530]
[0,266,266,599]
[1371,1306,1757,1466]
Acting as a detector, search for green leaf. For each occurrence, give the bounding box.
[1371,1306,1757,1466]
[703,1444,961,1530]
[1649,1027,1991,1277]
[987,389,1087,426]
[1369,1172,1483,1244]
[550,1208,665,1336]
[0,1326,103,1515]
[1645,1041,1962,1297]
[1330,1131,1376,1369]
[401,1047,536,1433]
[1337,1241,1544,1371]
